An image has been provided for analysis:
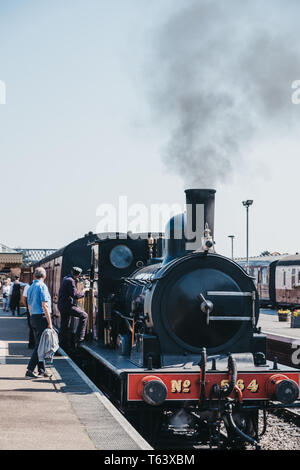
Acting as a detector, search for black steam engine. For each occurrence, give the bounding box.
[81,189,300,449]
[30,189,300,448]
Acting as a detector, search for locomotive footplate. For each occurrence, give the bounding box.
[80,343,300,407]
[127,366,300,403]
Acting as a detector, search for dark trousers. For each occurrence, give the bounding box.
[10,298,20,316]
[25,300,35,347]
[27,312,35,348]
[59,306,88,346]
[27,314,48,372]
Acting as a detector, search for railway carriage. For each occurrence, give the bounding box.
[237,255,300,312]
[270,255,300,309]
[236,257,280,308]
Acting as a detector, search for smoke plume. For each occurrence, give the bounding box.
[148,0,300,187]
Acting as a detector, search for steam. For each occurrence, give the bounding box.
[148,0,300,187]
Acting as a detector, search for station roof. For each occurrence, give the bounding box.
[235,253,288,262]
[0,244,23,267]
[0,243,19,254]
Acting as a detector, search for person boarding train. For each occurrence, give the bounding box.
[58,266,89,349]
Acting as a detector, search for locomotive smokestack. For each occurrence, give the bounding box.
[163,188,216,263]
[185,189,216,251]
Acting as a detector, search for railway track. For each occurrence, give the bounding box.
[270,404,300,425]
[154,408,300,450]
[259,409,300,450]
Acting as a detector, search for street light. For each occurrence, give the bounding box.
[242,200,253,273]
[228,235,235,259]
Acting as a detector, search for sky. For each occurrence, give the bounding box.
[0,0,300,259]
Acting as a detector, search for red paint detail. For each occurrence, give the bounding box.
[266,374,299,399]
[127,372,300,401]
[234,384,243,403]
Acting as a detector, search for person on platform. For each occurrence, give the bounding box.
[2,279,11,312]
[9,276,26,316]
[25,267,52,379]
[23,282,35,349]
[58,266,89,349]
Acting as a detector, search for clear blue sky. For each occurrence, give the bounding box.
[1,0,300,259]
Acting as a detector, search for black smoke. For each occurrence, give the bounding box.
[148,0,300,187]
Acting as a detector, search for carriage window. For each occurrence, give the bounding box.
[298,270,300,284]
[283,271,286,287]
[292,269,296,287]
[262,267,267,284]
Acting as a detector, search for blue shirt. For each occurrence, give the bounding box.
[27,280,52,314]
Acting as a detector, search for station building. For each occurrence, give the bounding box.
[0,244,23,282]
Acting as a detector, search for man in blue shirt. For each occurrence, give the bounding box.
[25,267,53,379]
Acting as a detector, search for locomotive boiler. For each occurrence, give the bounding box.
[119,189,263,367]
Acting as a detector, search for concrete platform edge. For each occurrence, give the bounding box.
[56,347,153,451]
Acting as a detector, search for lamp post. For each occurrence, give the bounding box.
[228,235,235,260]
[242,200,253,273]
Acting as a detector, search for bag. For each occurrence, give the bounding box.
[38,328,59,362]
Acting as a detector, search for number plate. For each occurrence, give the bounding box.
[127,372,300,401]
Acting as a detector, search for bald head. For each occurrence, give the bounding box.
[34,267,46,280]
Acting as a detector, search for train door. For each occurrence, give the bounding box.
[52,257,62,327]
[296,269,300,306]
[48,260,55,296]
[289,267,300,306]
[260,267,270,304]
[20,267,33,306]
[275,267,286,306]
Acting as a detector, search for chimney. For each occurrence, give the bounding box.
[185,189,216,251]
[163,188,216,263]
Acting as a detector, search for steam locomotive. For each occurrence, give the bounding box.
[27,189,300,449]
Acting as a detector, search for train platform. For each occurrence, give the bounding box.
[0,308,152,450]
[258,309,300,368]
[258,309,300,342]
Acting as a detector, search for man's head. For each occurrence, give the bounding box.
[71,267,82,279]
[34,267,47,280]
